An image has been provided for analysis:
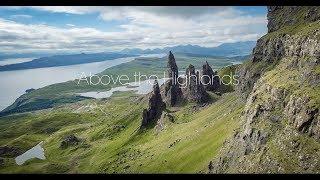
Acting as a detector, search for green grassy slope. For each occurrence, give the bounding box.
[0,90,244,173]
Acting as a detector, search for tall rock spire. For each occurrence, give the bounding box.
[167,51,179,79]
[141,79,166,128]
[164,51,183,107]
[202,61,220,91]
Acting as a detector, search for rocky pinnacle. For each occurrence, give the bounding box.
[202,61,220,91]
[164,51,183,107]
[141,79,166,128]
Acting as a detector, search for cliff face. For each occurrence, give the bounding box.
[211,6,320,173]
[237,7,320,98]
[267,6,320,33]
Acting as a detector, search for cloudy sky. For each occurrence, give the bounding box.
[0,6,267,54]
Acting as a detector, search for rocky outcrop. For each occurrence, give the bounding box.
[267,6,320,33]
[0,146,22,157]
[252,33,320,64]
[164,51,183,107]
[210,6,320,173]
[236,7,320,98]
[284,95,320,140]
[141,80,166,128]
[60,135,80,149]
[183,64,210,103]
[201,61,220,91]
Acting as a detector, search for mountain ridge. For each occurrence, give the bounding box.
[120,41,256,57]
[0,53,137,72]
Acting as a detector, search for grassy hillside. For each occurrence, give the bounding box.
[0,90,244,173]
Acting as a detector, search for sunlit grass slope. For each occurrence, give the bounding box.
[0,90,243,173]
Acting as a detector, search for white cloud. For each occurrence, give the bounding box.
[29,6,98,14]
[66,24,75,27]
[10,14,33,19]
[0,6,267,54]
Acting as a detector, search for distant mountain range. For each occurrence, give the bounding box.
[0,53,137,71]
[0,41,255,71]
[120,41,256,57]
[0,53,58,61]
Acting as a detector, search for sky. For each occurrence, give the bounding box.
[0,6,268,54]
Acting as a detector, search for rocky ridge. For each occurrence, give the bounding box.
[210,6,320,173]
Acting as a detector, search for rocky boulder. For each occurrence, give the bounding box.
[60,134,80,149]
[141,80,166,128]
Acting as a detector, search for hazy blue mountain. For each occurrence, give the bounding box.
[0,41,255,72]
[0,53,136,71]
[120,41,256,57]
[0,53,53,61]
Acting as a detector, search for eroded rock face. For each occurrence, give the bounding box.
[237,33,320,99]
[210,6,320,173]
[60,134,80,149]
[267,6,320,33]
[164,51,183,106]
[183,64,210,103]
[202,61,220,91]
[237,7,320,98]
[243,83,287,125]
[252,34,320,64]
[141,80,166,128]
[284,95,320,139]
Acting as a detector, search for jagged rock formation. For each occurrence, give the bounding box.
[184,64,210,103]
[162,52,212,104]
[202,61,220,91]
[141,80,166,128]
[164,51,183,107]
[210,6,320,173]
